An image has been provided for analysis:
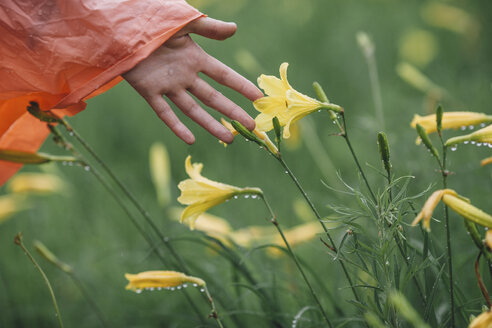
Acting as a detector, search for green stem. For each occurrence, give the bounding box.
[340,113,377,204]
[260,195,333,328]
[69,273,108,327]
[440,142,455,328]
[14,234,64,328]
[63,121,190,274]
[275,156,361,303]
[204,287,225,328]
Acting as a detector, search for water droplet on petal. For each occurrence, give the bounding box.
[476,143,482,147]
[469,125,475,130]
[233,195,238,199]
[193,283,198,287]
[251,195,257,199]
[460,126,467,131]
[136,289,142,294]
[450,145,457,151]
[200,288,205,293]
[464,141,469,144]
[244,195,250,199]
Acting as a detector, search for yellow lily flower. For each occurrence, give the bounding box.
[481,156,492,167]
[412,189,458,231]
[268,222,321,257]
[253,62,339,139]
[149,142,171,207]
[446,124,492,147]
[0,195,26,224]
[410,111,492,144]
[469,310,492,328]
[177,156,262,229]
[125,271,205,292]
[7,172,66,194]
[413,189,492,231]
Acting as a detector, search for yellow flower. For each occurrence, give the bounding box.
[268,222,320,257]
[7,173,66,194]
[220,118,279,154]
[442,193,492,229]
[469,310,492,328]
[412,189,458,231]
[446,124,492,147]
[253,63,339,139]
[486,230,492,251]
[0,195,26,224]
[177,156,262,229]
[229,225,275,247]
[481,156,492,167]
[410,111,492,144]
[125,271,205,292]
[149,142,171,207]
[413,189,492,231]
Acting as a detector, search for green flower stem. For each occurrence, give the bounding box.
[61,120,190,275]
[14,234,64,328]
[259,195,333,328]
[69,273,108,327]
[340,113,377,204]
[204,287,225,328]
[275,155,361,303]
[438,137,455,327]
[444,134,472,147]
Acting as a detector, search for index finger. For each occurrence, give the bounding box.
[201,55,264,102]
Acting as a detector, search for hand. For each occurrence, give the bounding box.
[122,17,262,144]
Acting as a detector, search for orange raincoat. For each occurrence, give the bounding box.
[0,0,203,185]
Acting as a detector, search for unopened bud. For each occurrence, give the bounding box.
[377,132,391,175]
[416,124,440,159]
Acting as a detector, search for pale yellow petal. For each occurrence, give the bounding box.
[253,96,288,115]
[255,113,275,132]
[279,62,292,90]
[177,180,234,204]
[412,189,457,231]
[258,74,287,97]
[8,173,66,194]
[486,230,492,250]
[443,194,492,229]
[469,310,492,328]
[180,197,230,230]
[185,156,204,181]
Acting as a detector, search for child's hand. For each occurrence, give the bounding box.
[123,17,262,144]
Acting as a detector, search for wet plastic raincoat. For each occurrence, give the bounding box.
[0,0,203,185]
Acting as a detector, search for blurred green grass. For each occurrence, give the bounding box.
[1,0,492,327]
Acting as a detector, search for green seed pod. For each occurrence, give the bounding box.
[272,117,282,144]
[377,132,391,175]
[34,241,73,274]
[231,121,261,143]
[416,124,440,159]
[27,101,62,124]
[436,105,443,134]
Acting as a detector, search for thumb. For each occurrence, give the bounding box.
[182,17,237,40]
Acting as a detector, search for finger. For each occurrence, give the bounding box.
[188,78,255,130]
[147,95,195,144]
[168,91,234,143]
[184,17,237,40]
[202,55,264,102]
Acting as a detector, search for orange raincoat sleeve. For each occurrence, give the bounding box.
[0,0,203,185]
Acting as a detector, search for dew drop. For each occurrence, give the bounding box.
[61,161,67,166]
[69,131,74,137]
[406,256,410,260]
[244,195,250,199]
[150,287,155,291]
[200,288,205,293]
[464,141,469,145]
[157,287,162,291]
[385,261,390,266]
[182,284,188,288]
[233,195,238,199]
[136,289,142,294]
[460,126,467,131]
[68,161,73,166]
[477,143,483,147]
[471,141,476,145]
[285,170,288,174]
[450,145,457,151]
[251,195,258,199]
[193,283,198,287]
[170,287,175,291]
[84,166,90,172]
[480,123,487,128]
[469,125,475,130]
[177,285,182,290]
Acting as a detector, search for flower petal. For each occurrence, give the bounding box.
[258,74,287,97]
